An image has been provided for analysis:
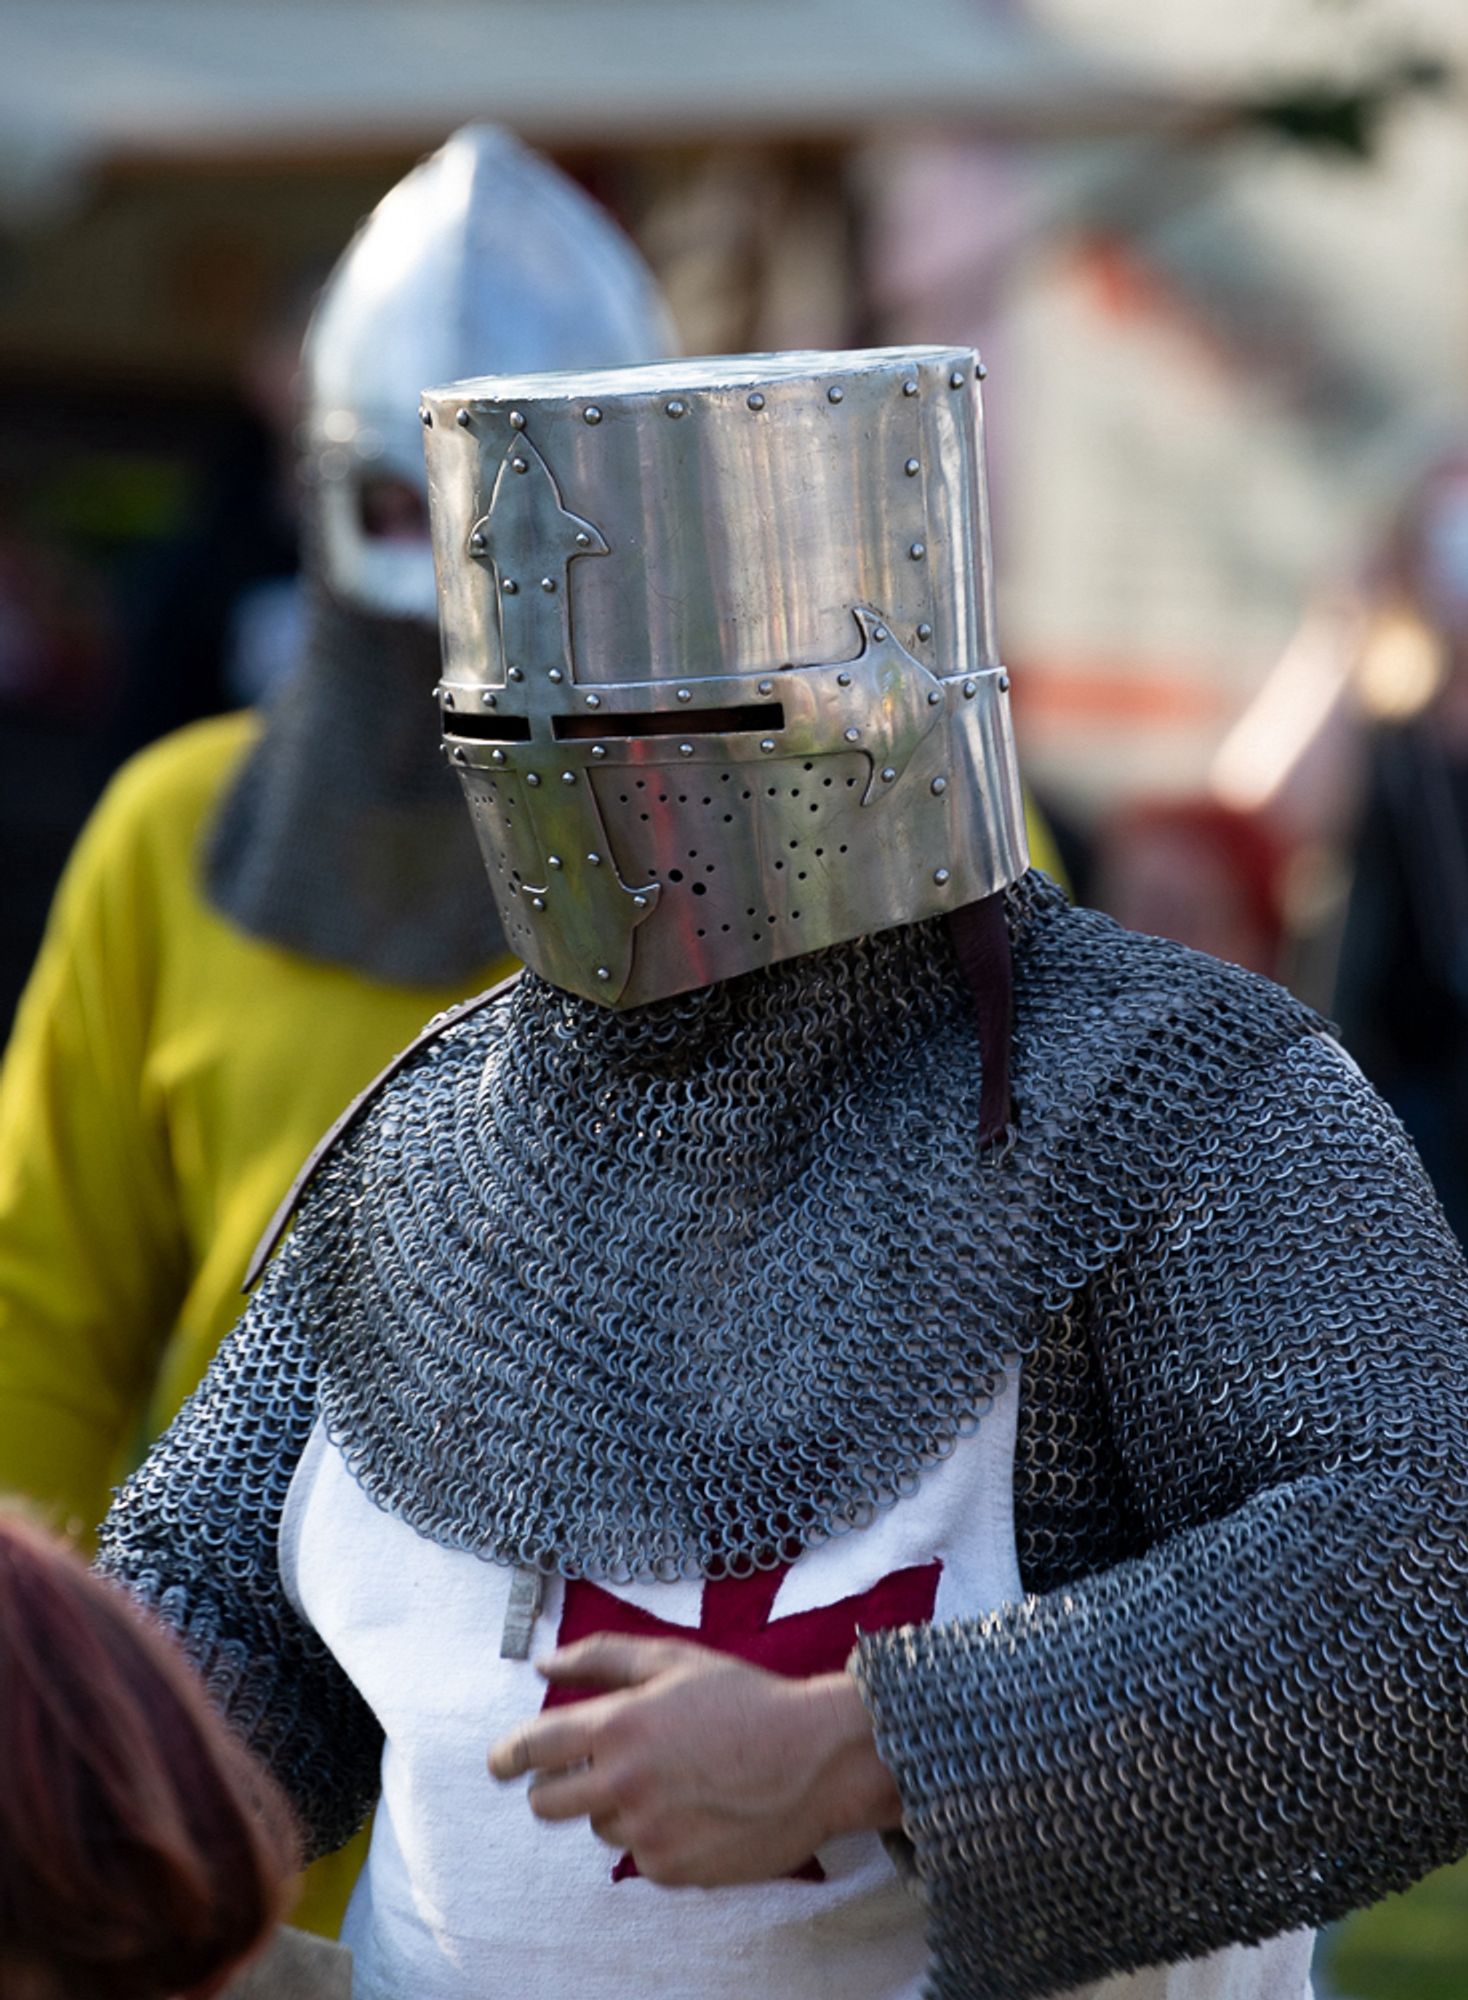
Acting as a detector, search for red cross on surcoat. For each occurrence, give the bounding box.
[542,1557,942,1881]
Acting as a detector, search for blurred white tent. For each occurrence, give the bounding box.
[0,0,1191,220]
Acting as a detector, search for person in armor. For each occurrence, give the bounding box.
[0,126,671,1934]
[100,350,1468,2000]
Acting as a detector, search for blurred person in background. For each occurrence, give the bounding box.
[0,1511,301,2000]
[1213,450,1468,1999]
[1311,447,1468,2000]
[0,122,673,1935]
[1333,448,1468,1245]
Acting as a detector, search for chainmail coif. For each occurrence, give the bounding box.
[98,873,1468,1998]
[207,587,505,986]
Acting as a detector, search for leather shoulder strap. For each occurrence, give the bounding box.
[242,970,522,1293]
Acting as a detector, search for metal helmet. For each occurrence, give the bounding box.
[424,348,1028,1007]
[301,125,675,623]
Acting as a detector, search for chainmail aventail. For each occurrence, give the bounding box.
[206,588,505,985]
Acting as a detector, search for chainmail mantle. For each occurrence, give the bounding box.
[98,874,1468,1997]
[268,871,1320,1582]
[206,588,505,986]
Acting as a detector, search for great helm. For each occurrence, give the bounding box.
[424,348,1028,1006]
[301,125,675,622]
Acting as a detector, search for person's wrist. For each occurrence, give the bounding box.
[803,1671,904,1840]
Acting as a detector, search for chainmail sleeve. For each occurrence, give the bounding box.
[95,1224,383,1861]
[853,1033,1468,2000]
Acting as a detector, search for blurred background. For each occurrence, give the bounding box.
[0,1,1465,1990]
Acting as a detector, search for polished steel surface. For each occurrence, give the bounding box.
[301,124,675,621]
[424,347,1027,1004]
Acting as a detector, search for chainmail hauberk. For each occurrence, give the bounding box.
[98,870,1468,1997]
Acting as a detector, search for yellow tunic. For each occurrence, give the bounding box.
[0,711,514,1935]
[0,710,514,1534]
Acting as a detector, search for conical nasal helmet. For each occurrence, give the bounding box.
[424,348,1028,1006]
[302,126,675,622]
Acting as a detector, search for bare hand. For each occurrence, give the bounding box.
[487,1635,902,1887]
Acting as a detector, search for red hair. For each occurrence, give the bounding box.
[0,1514,297,2000]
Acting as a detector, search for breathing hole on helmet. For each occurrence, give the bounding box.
[554,702,784,740]
[588,747,867,948]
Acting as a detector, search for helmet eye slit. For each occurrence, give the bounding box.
[442,712,532,743]
[554,702,784,741]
